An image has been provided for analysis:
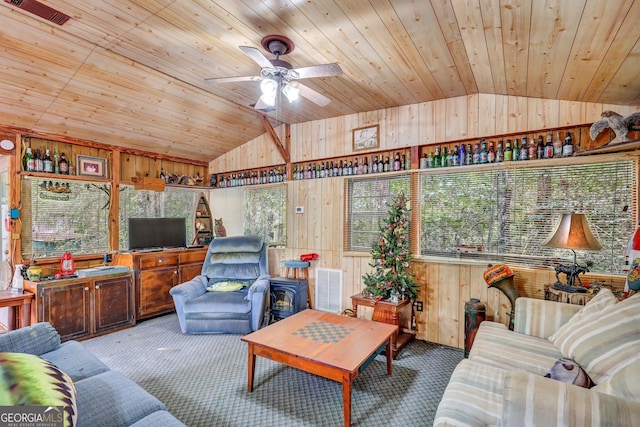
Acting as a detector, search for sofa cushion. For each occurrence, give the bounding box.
[206,280,250,292]
[433,358,512,427]
[469,321,562,375]
[592,359,640,401]
[0,352,77,427]
[514,297,582,339]
[0,322,60,355]
[75,370,167,427]
[548,288,617,344]
[41,341,110,382]
[503,370,640,427]
[550,292,640,384]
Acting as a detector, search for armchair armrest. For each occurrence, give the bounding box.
[247,274,271,331]
[0,322,61,355]
[169,275,207,301]
[503,370,640,427]
[513,297,582,338]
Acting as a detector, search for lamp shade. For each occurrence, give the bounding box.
[542,213,603,251]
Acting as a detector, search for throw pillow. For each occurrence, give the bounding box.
[549,287,617,346]
[568,293,640,384]
[545,358,593,388]
[592,359,640,401]
[206,280,249,292]
[0,352,77,427]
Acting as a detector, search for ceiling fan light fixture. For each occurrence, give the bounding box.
[282,83,299,103]
[260,78,278,97]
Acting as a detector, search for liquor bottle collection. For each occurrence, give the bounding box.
[23,146,73,175]
[217,167,286,188]
[293,151,411,180]
[419,131,574,168]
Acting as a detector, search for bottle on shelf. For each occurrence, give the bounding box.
[427,151,434,168]
[553,132,563,158]
[473,143,481,164]
[459,143,466,166]
[487,142,496,163]
[496,141,504,162]
[53,147,60,174]
[563,132,574,157]
[43,149,53,173]
[420,152,428,169]
[528,138,536,160]
[362,157,369,174]
[58,152,68,174]
[372,156,378,173]
[446,147,454,167]
[394,152,401,171]
[34,148,43,172]
[466,144,473,166]
[403,153,410,170]
[433,147,441,168]
[24,147,35,172]
[480,140,488,164]
[537,135,545,160]
[512,139,520,161]
[452,145,460,166]
[504,139,513,161]
[544,132,554,159]
[519,137,529,161]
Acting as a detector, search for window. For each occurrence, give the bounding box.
[243,185,286,244]
[419,159,637,274]
[21,177,111,258]
[119,185,200,250]
[346,175,411,252]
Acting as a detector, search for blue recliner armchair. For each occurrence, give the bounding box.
[170,236,270,334]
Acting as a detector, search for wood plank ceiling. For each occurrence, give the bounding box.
[0,0,638,162]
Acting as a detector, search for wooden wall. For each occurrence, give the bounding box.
[210,94,638,349]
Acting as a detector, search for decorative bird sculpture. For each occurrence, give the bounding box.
[589,110,640,145]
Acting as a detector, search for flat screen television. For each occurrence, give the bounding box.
[128,218,186,250]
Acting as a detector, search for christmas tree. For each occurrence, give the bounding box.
[362,192,419,301]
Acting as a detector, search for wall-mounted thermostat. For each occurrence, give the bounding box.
[295,206,304,214]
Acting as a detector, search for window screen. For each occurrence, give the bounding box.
[21,177,110,258]
[119,185,200,250]
[243,185,287,244]
[419,159,637,274]
[346,175,411,252]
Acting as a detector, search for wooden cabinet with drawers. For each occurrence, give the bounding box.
[24,273,135,342]
[114,247,208,320]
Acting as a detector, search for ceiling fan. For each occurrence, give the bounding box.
[205,35,343,110]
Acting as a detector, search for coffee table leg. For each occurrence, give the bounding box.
[342,375,352,427]
[386,337,392,375]
[247,343,256,392]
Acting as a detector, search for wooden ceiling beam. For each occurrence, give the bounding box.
[260,114,290,164]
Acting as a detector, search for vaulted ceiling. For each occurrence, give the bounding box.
[0,0,639,162]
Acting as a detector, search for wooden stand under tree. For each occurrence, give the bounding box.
[350,293,415,358]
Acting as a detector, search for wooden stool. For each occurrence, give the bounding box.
[283,260,312,309]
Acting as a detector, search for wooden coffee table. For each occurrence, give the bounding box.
[241,309,398,427]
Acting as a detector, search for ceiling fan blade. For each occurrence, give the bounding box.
[239,46,274,69]
[298,83,331,107]
[291,63,343,79]
[205,75,262,84]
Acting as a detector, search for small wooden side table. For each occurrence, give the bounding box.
[544,285,595,306]
[0,290,34,330]
[351,293,414,358]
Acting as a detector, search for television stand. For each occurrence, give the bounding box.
[113,247,207,320]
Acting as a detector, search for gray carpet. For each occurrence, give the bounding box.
[82,313,463,427]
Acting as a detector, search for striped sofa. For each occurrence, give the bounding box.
[434,289,640,426]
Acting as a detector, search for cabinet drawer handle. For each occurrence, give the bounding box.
[84,287,89,291]
[158,259,163,263]
[95,285,100,289]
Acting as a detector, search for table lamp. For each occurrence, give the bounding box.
[542,213,603,290]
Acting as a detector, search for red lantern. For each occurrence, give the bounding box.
[60,251,75,277]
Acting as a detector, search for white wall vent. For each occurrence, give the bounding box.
[315,268,343,313]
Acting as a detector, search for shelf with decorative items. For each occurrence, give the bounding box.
[414,124,623,170]
[121,152,208,189]
[292,147,413,180]
[211,165,287,188]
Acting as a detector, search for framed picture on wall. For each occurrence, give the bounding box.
[77,155,107,178]
[352,124,379,151]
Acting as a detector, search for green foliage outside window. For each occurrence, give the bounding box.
[243,185,286,244]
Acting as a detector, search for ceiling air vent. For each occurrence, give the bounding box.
[5,0,70,25]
